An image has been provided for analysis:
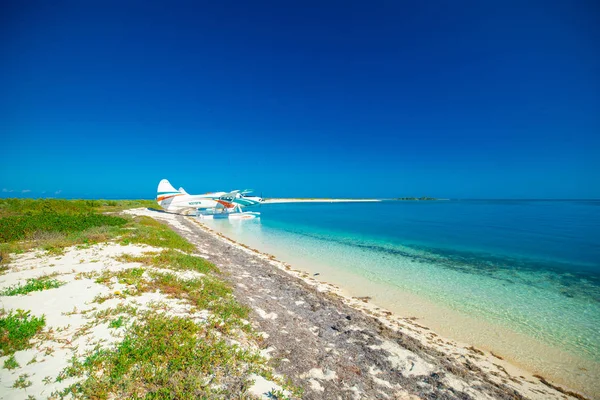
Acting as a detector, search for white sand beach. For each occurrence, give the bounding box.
[0,219,286,399]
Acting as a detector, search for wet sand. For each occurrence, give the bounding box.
[238,238,600,397]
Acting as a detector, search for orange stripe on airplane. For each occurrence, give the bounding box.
[216,200,234,208]
[157,194,183,202]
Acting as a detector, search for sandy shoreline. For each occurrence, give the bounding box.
[204,223,599,397]
[158,209,589,400]
[0,208,592,399]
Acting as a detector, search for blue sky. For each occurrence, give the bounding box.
[1,0,598,199]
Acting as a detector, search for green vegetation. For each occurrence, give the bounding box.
[12,373,32,389]
[0,198,156,218]
[268,389,292,400]
[0,199,188,263]
[61,234,293,397]
[120,216,195,252]
[0,309,46,355]
[94,267,248,333]
[3,354,20,370]
[0,213,127,243]
[0,199,152,264]
[108,316,125,329]
[65,247,279,397]
[115,267,146,286]
[1,276,65,296]
[58,312,266,399]
[117,249,219,274]
[62,261,291,397]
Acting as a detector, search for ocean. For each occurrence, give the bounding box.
[200,199,600,392]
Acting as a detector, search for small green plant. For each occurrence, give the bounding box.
[0,309,46,355]
[12,373,32,389]
[116,268,145,286]
[3,354,20,370]
[1,276,65,296]
[267,389,291,400]
[120,216,195,252]
[108,316,125,329]
[117,249,219,274]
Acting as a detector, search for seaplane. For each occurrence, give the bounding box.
[156,179,262,219]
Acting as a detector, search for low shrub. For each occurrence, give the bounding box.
[0,309,45,355]
[1,276,65,296]
[0,213,127,243]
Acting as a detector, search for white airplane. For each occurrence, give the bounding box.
[156,179,262,215]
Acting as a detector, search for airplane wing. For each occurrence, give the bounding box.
[219,190,241,199]
[215,190,261,207]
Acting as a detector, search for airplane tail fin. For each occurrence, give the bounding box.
[157,179,181,203]
[178,187,188,195]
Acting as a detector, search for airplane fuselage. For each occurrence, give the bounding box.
[156,180,261,214]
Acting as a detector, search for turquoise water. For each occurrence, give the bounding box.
[204,200,600,364]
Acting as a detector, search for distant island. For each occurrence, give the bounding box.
[395,196,438,201]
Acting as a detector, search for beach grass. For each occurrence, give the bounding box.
[0,198,156,218]
[93,267,249,334]
[0,199,191,261]
[1,275,65,296]
[119,216,195,252]
[0,213,128,243]
[63,247,274,397]
[12,373,32,389]
[3,354,20,370]
[0,309,46,356]
[60,263,278,397]
[57,311,264,399]
[116,249,219,274]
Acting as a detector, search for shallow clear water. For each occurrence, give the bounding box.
[203,200,600,364]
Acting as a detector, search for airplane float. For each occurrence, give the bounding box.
[156,179,262,219]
